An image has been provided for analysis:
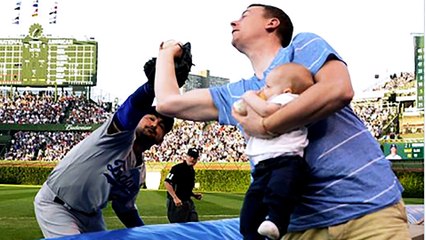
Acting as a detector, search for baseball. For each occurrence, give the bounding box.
[233,99,247,115]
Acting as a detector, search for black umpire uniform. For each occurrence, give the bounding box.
[164,148,202,223]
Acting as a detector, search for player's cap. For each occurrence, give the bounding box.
[390,143,397,149]
[187,148,200,159]
[145,106,174,133]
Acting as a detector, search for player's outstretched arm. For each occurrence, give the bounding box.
[109,82,155,134]
[112,200,144,228]
[154,40,218,122]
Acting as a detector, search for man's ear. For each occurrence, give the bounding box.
[265,18,280,32]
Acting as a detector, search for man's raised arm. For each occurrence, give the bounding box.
[154,40,218,121]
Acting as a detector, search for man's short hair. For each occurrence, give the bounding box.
[248,4,293,47]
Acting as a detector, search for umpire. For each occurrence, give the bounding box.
[164,148,202,223]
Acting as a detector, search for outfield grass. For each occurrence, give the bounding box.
[0,185,245,240]
[0,185,423,240]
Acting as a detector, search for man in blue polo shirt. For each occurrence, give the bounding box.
[154,3,409,240]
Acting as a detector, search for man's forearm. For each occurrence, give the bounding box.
[154,49,180,111]
[264,61,353,134]
[153,41,219,121]
[164,181,179,200]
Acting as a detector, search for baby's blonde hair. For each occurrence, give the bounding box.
[269,63,314,94]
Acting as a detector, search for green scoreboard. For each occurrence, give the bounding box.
[0,23,97,87]
[383,142,424,160]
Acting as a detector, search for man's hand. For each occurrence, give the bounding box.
[232,104,274,139]
[233,91,258,116]
[144,40,193,88]
[159,40,184,58]
[173,197,183,207]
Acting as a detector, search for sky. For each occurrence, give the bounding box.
[0,0,424,103]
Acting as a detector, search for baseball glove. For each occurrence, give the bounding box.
[144,42,194,88]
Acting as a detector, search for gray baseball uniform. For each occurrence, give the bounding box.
[34,116,146,238]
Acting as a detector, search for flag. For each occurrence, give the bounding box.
[32,0,39,17]
[13,14,20,24]
[14,0,21,10]
[13,1,21,24]
[49,15,57,24]
[32,9,38,17]
[49,1,59,24]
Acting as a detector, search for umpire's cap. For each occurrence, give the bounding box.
[187,148,200,159]
[145,106,174,133]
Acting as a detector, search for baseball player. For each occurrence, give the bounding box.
[33,81,175,238]
[164,148,203,223]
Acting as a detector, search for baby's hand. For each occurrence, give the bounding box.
[257,90,267,100]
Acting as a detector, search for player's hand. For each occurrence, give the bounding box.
[193,193,203,200]
[173,197,183,207]
[232,104,273,139]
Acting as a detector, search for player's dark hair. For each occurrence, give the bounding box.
[248,4,293,47]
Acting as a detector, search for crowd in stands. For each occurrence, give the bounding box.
[0,71,422,162]
[0,91,68,124]
[351,101,399,139]
[4,131,90,161]
[0,90,111,124]
[372,72,415,91]
[144,120,248,163]
[352,72,419,139]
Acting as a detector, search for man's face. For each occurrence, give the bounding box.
[230,6,269,50]
[390,146,398,154]
[185,155,198,166]
[136,114,167,144]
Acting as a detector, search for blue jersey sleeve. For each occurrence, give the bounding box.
[114,82,155,131]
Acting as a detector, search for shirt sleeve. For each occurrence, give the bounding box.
[291,32,345,74]
[165,166,177,184]
[209,79,264,126]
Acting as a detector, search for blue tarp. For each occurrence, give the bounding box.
[49,218,242,240]
[48,205,424,240]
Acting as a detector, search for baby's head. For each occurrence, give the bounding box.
[263,63,314,98]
